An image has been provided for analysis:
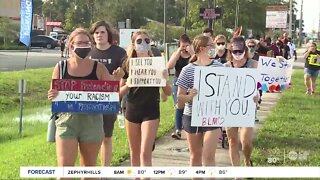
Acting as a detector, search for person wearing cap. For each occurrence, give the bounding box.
[225,36,260,168]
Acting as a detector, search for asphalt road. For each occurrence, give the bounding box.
[0,48,64,71]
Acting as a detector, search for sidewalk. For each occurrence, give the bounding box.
[113,47,306,179]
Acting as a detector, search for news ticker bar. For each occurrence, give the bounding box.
[20,167,320,178]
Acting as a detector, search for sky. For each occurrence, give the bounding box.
[296,0,320,34]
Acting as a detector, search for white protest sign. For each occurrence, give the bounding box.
[257,56,294,92]
[191,67,259,127]
[127,57,166,87]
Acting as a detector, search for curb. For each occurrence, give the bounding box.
[0,49,43,52]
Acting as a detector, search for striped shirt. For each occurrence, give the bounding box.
[176,60,223,116]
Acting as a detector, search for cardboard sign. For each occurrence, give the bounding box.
[127,57,166,87]
[257,56,294,92]
[191,67,259,127]
[51,80,119,114]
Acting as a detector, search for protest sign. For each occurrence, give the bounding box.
[257,56,294,92]
[51,80,119,114]
[191,67,259,127]
[127,57,166,87]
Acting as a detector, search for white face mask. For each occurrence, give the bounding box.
[207,48,216,57]
[216,44,225,50]
[232,52,245,61]
[134,41,151,53]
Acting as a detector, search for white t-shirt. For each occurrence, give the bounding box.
[287,42,296,59]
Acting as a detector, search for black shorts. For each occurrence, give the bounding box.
[125,102,160,124]
[182,115,220,134]
[103,114,117,137]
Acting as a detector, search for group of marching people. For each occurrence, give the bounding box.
[47,19,319,180]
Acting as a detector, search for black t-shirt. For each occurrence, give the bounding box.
[90,45,127,74]
[252,52,260,61]
[305,50,320,70]
[214,50,227,64]
[256,43,269,55]
[280,44,290,59]
[175,55,190,77]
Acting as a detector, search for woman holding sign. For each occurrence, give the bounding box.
[225,36,259,168]
[47,28,123,174]
[176,35,223,171]
[303,42,320,95]
[120,31,172,171]
[167,34,193,139]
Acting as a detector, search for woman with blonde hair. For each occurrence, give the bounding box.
[119,30,172,173]
[47,28,123,180]
[176,35,222,179]
[213,34,228,63]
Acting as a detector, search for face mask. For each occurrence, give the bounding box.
[207,48,216,57]
[216,45,225,50]
[232,52,245,61]
[249,47,256,53]
[135,41,151,53]
[73,47,91,59]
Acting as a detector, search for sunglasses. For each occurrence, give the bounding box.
[136,38,150,44]
[216,42,225,46]
[248,45,255,48]
[232,50,244,54]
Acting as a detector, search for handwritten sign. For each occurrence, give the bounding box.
[191,67,259,127]
[257,56,294,92]
[127,57,166,87]
[51,80,119,114]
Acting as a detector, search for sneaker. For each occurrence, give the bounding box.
[255,116,259,122]
[152,142,155,151]
[306,88,311,95]
[171,130,181,140]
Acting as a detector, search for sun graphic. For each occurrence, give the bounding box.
[127,169,132,175]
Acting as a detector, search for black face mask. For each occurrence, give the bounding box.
[73,47,91,59]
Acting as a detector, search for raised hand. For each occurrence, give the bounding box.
[112,67,125,80]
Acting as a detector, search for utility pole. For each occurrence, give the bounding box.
[164,0,167,48]
[234,0,239,29]
[184,0,188,34]
[289,0,293,37]
[208,0,213,29]
[298,0,303,46]
[91,0,94,24]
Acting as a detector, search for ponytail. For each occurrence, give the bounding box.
[189,54,197,63]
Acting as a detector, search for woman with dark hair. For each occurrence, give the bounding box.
[303,42,320,95]
[225,36,260,169]
[89,20,127,167]
[167,34,194,139]
[120,31,172,173]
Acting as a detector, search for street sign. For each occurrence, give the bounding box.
[266,5,288,29]
[199,7,222,20]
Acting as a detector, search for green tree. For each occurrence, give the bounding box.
[42,0,70,22]
[0,17,19,47]
[33,0,44,15]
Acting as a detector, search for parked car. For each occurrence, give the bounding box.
[30,35,59,49]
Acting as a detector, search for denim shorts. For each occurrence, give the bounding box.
[304,68,320,78]
[55,113,104,143]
